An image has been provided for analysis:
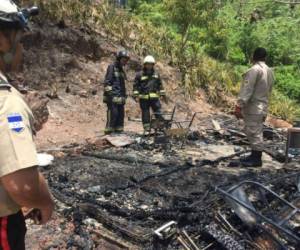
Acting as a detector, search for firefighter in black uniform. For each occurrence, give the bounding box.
[133,55,166,132]
[104,51,130,134]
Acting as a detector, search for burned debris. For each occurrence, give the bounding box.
[37,113,300,249]
[216,179,300,249]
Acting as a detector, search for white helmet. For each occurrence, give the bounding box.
[0,0,18,13]
[143,55,156,65]
[0,1,39,69]
[0,0,39,30]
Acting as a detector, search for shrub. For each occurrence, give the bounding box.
[269,90,300,122]
[275,66,300,101]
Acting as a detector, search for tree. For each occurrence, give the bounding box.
[164,0,217,89]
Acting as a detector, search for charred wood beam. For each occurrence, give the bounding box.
[91,229,131,249]
[52,183,203,223]
[99,151,248,195]
[78,203,152,245]
[83,151,184,170]
[82,151,153,165]
[139,186,203,205]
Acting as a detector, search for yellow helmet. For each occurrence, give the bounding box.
[143,55,156,64]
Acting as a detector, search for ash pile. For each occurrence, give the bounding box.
[41,114,300,249]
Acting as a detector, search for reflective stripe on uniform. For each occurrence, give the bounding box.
[0,217,10,250]
[104,128,113,132]
[115,127,124,132]
[143,123,151,130]
[139,94,149,100]
[141,76,148,81]
[149,93,159,99]
[104,128,113,135]
[112,97,126,104]
[105,86,112,92]
[133,91,139,97]
[114,71,125,79]
[160,90,166,96]
[139,93,159,99]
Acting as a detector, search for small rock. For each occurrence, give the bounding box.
[88,185,102,193]
[140,205,148,210]
[78,90,88,98]
[90,88,97,95]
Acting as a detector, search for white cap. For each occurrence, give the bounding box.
[0,0,18,13]
[143,55,156,64]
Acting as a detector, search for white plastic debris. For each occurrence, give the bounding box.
[103,134,135,147]
[37,153,54,166]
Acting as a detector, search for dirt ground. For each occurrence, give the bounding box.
[21,22,214,249]
[19,22,298,250]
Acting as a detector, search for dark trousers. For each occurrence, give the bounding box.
[0,211,26,250]
[139,99,162,129]
[106,102,125,133]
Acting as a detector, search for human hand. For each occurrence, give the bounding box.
[39,203,55,224]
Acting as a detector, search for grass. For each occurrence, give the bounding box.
[269,90,300,122]
[21,0,300,122]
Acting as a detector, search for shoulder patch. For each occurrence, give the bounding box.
[7,113,25,133]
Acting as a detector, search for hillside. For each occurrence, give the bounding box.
[18,20,212,148]
[12,0,300,249]
[17,0,298,149]
[129,0,300,121]
[19,0,300,122]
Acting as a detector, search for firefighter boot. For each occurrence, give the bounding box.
[115,127,124,134]
[240,150,262,167]
[143,123,151,136]
[104,128,113,135]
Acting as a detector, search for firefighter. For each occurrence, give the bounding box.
[0,1,54,249]
[103,50,130,134]
[235,47,274,167]
[133,55,166,132]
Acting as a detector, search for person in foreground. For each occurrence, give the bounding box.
[235,47,275,167]
[0,1,54,249]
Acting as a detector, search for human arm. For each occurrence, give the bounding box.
[104,65,114,94]
[237,68,259,108]
[0,95,54,224]
[1,168,54,224]
[133,73,140,100]
[158,75,167,103]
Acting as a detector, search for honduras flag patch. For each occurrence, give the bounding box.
[7,113,25,133]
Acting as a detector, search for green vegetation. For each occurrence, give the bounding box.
[129,0,300,121]
[270,89,300,121]
[22,0,300,121]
